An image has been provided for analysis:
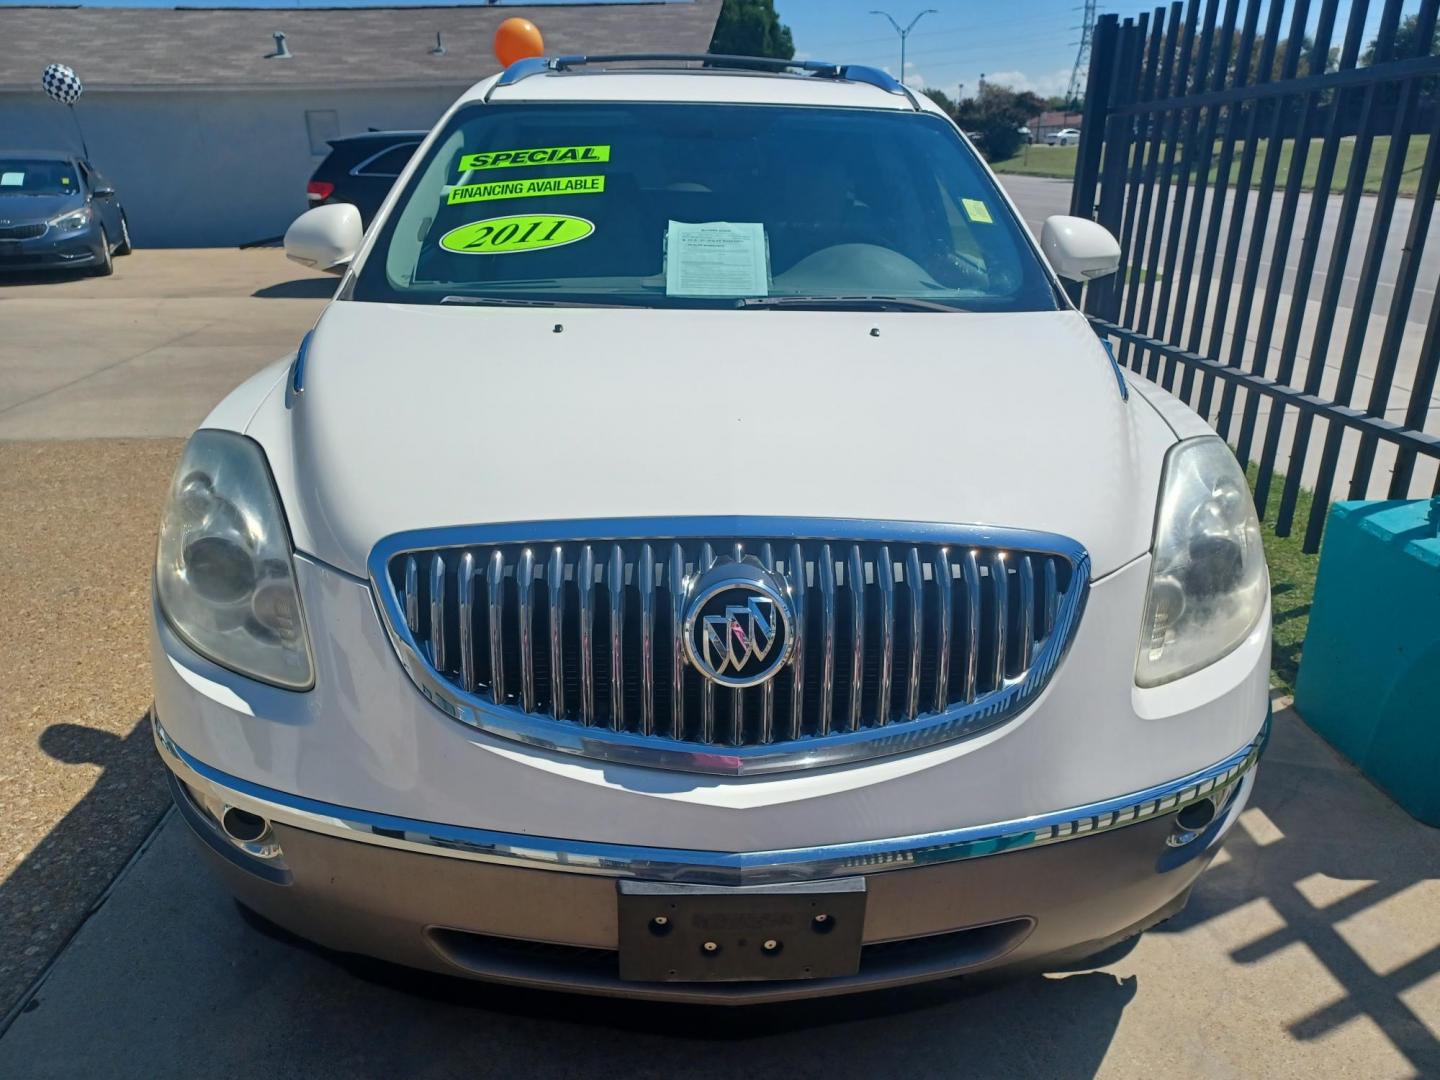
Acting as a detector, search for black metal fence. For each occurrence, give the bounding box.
[1072,0,1440,551]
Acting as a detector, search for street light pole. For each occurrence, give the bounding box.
[869,8,937,85]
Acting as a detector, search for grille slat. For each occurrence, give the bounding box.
[817,545,837,736]
[547,546,566,719]
[932,547,952,713]
[458,551,477,694]
[847,545,866,733]
[606,545,624,731]
[668,544,687,740]
[487,550,505,707]
[380,526,1087,775]
[1042,558,1059,640]
[989,551,1008,690]
[429,553,447,672]
[577,545,595,724]
[698,542,716,744]
[961,549,982,703]
[905,546,925,723]
[787,542,807,742]
[403,555,420,633]
[516,548,536,713]
[638,543,656,736]
[1018,554,1036,673]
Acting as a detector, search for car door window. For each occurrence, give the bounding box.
[352,143,418,178]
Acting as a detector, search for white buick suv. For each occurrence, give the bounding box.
[150,55,1271,1003]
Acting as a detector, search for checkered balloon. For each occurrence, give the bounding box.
[41,63,83,106]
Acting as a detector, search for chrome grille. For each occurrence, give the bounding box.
[0,223,46,241]
[371,519,1089,775]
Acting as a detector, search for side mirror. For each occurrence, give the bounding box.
[284,204,362,275]
[92,186,115,198]
[1040,215,1121,283]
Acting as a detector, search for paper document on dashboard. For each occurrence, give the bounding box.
[664,220,769,297]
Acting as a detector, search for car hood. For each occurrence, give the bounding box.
[0,191,83,223]
[250,302,1173,579]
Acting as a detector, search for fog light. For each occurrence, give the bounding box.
[1166,797,1218,848]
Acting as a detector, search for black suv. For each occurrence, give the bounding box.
[306,131,424,227]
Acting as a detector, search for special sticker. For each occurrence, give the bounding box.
[446,174,605,206]
[438,213,595,255]
[458,145,611,172]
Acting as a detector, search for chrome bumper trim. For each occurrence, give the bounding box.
[154,711,1265,887]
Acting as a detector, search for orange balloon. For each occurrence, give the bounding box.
[494,18,544,67]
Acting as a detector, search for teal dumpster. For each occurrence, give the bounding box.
[1295,500,1440,826]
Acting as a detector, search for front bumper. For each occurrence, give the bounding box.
[156,710,1262,1002]
[0,223,104,271]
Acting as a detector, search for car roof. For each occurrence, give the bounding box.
[1,149,80,162]
[470,57,941,115]
[328,131,428,145]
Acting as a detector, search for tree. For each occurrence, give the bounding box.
[1363,13,1439,65]
[955,84,1045,161]
[709,0,794,60]
[923,87,957,117]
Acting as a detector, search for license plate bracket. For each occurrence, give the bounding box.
[617,878,866,983]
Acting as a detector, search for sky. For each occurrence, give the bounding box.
[782,0,1091,102]
[0,0,1405,104]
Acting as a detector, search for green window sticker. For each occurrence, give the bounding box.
[961,198,994,224]
[458,145,611,172]
[439,214,595,255]
[446,174,606,206]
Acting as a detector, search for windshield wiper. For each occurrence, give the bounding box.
[737,295,969,313]
[439,295,646,308]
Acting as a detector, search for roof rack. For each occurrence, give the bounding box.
[491,53,920,108]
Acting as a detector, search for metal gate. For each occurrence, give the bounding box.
[1072,0,1440,551]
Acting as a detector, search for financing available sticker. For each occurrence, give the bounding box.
[446,174,605,206]
[439,213,594,254]
[459,145,611,172]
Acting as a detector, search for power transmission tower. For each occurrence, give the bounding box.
[1066,0,1098,107]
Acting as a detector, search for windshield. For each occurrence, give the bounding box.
[0,159,79,196]
[352,103,1060,312]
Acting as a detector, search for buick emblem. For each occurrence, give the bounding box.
[682,558,795,688]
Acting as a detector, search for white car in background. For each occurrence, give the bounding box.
[150,54,1270,1003]
[1047,127,1082,146]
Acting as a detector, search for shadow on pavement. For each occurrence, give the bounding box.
[0,269,99,288]
[0,714,167,1019]
[252,277,337,299]
[1151,707,1440,1075]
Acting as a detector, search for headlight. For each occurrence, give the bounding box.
[49,207,92,231]
[156,431,313,689]
[1136,437,1267,687]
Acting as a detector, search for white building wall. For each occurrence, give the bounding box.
[0,85,465,247]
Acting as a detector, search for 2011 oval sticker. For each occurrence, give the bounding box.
[439,213,594,255]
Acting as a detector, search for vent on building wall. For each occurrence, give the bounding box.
[267,32,292,59]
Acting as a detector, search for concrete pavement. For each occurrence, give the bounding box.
[0,249,332,439]
[2,704,1437,1078]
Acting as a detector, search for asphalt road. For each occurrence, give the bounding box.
[1000,175,1440,327]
